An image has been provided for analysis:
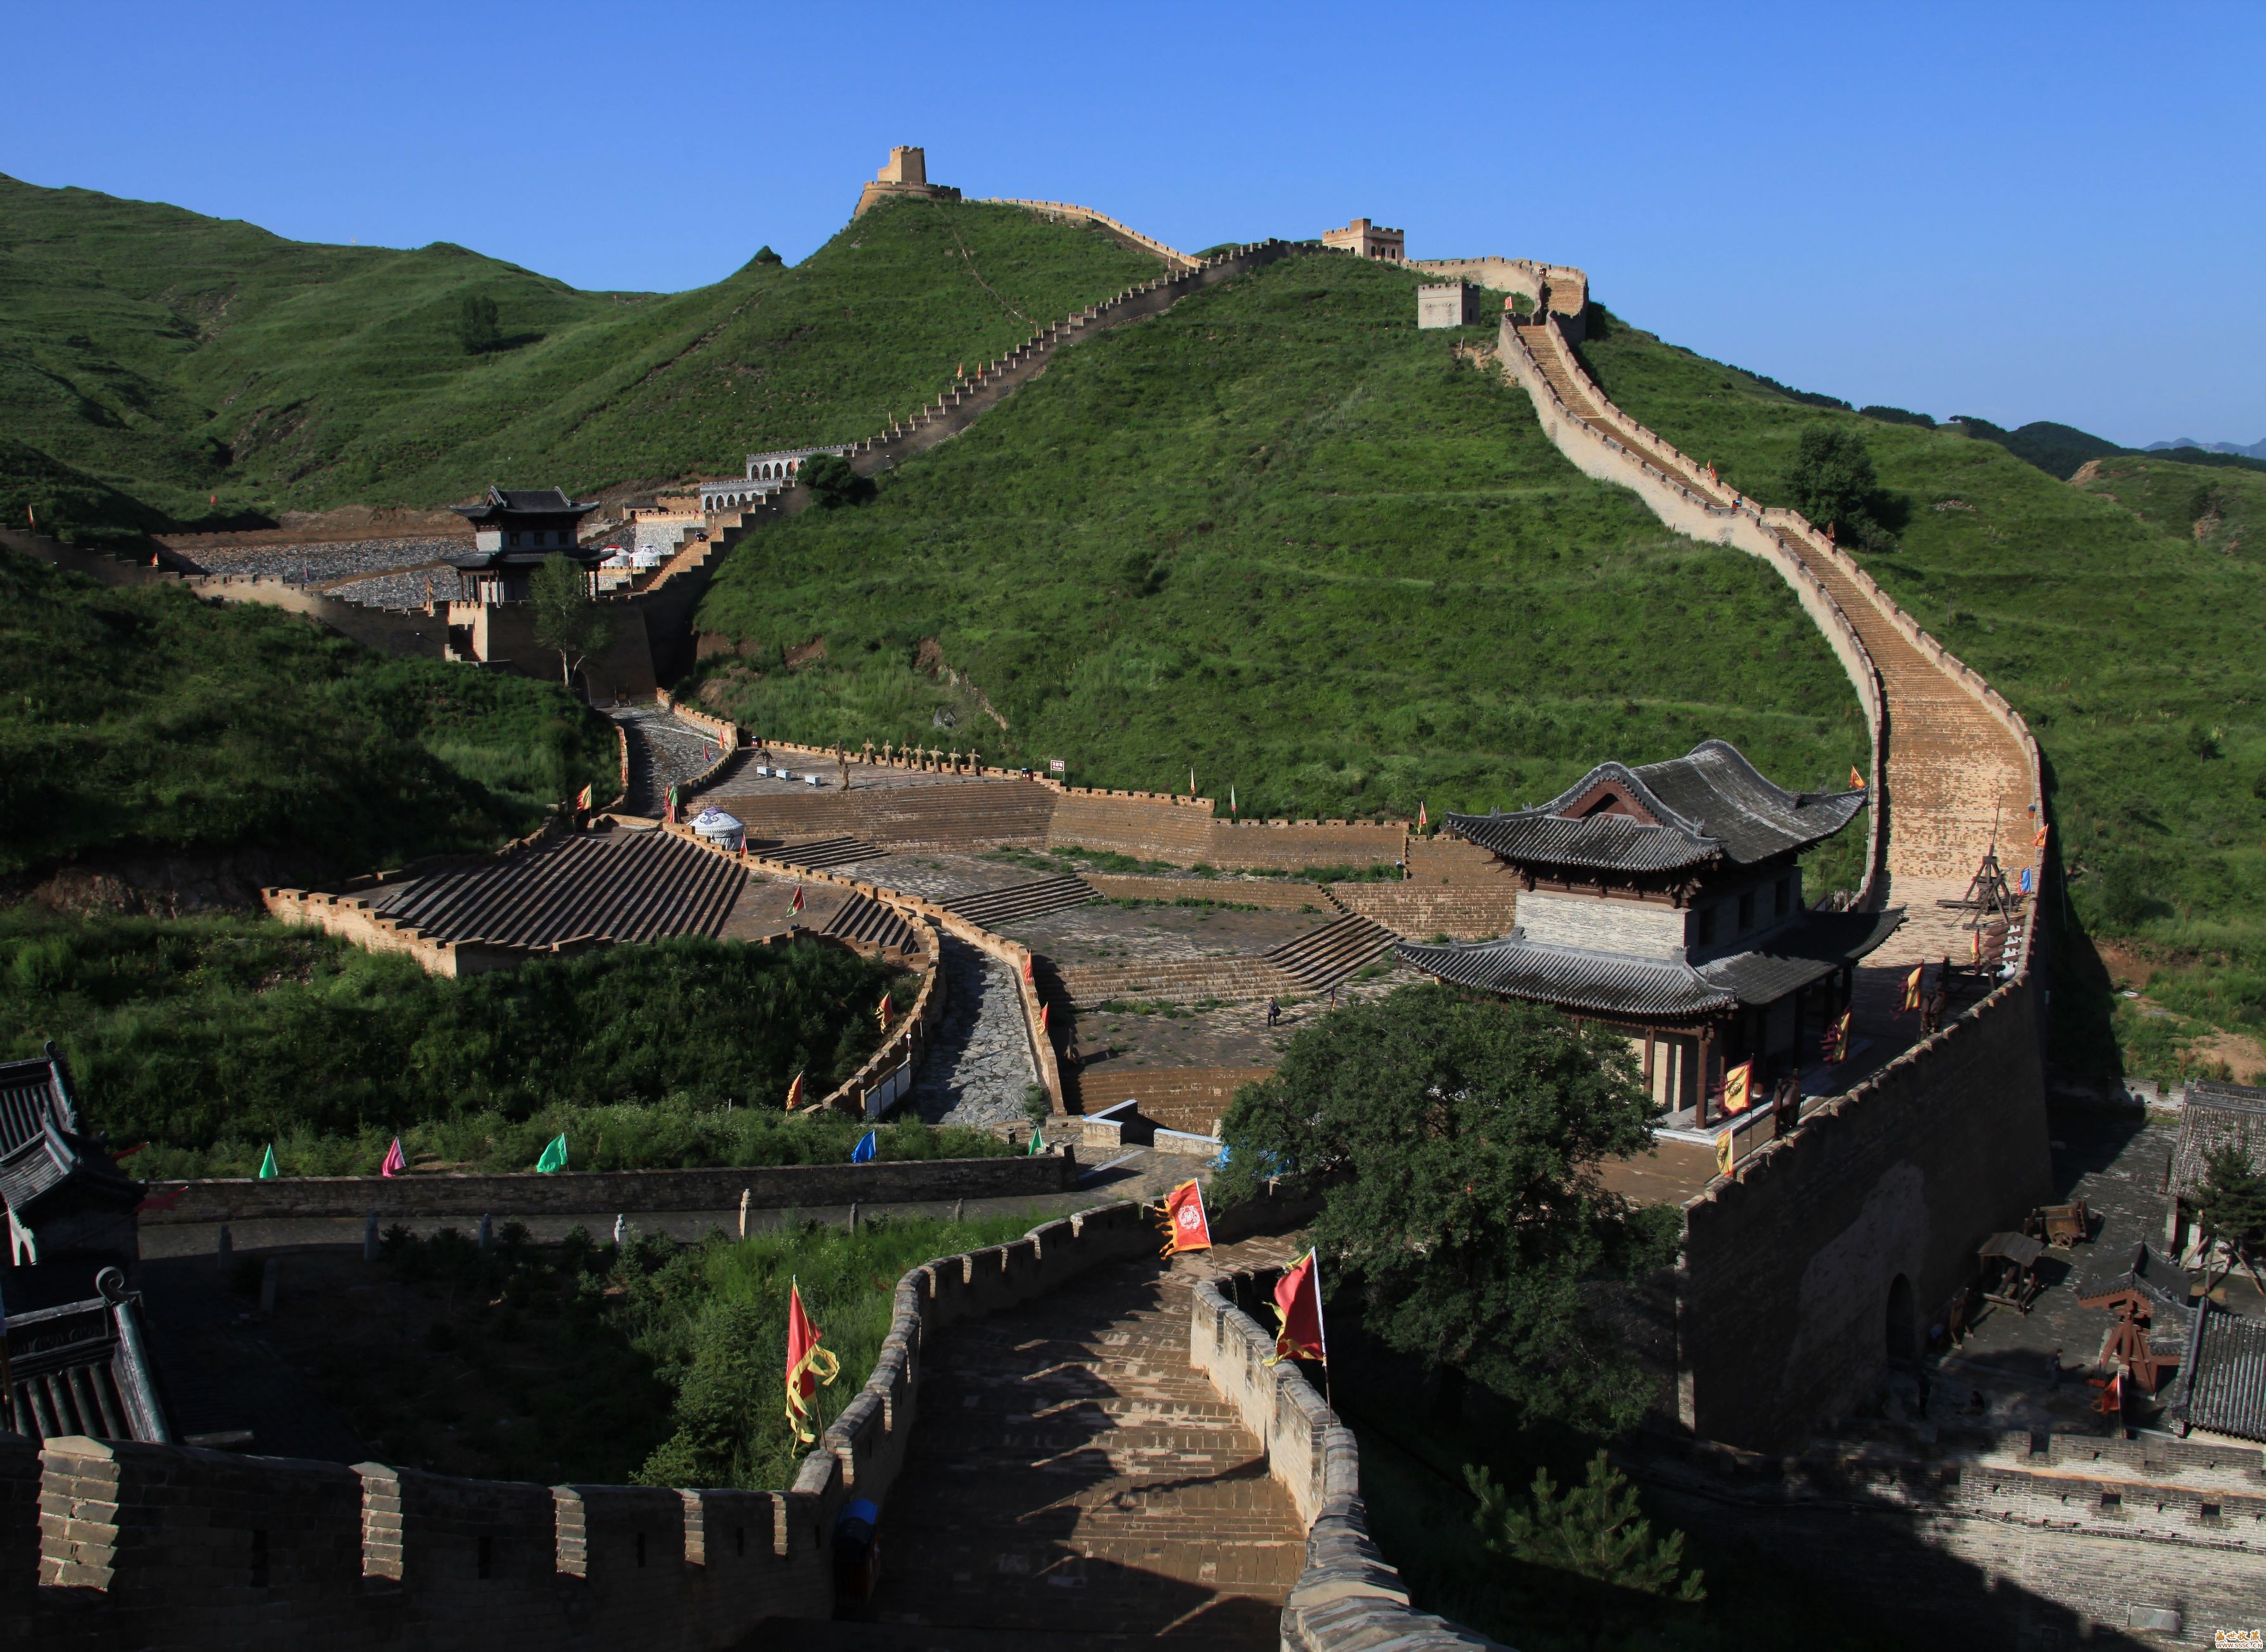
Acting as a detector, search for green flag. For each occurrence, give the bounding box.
[536,1133,569,1173]
[258,1144,279,1180]
[1028,1125,1044,1156]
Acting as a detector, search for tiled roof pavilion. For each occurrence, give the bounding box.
[1447,738,1869,877]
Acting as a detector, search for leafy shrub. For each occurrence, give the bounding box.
[456,294,501,355]
[797,453,874,510]
[1784,423,1882,539]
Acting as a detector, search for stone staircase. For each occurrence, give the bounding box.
[944,875,1099,928]
[1261,912,1396,991]
[366,830,745,948]
[765,835,882,870]
[1325,882,1519,941]
[1055,955,1301,1009]
[862,1244,1305,1648]
[819,892,916,952]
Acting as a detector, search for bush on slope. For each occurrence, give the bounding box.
[688,254,1866,851]
[0,553,616,880]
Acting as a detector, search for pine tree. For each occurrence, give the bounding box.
[1465,1452,1705,1601]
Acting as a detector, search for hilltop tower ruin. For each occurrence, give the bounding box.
[855,146,961,218]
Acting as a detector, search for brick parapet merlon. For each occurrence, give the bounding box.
[1189,1272,1509,1652]
[4,1202,1189,1649]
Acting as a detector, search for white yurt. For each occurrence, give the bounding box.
[690,807,745,853]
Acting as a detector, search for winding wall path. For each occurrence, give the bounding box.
[1503,316,2044,976]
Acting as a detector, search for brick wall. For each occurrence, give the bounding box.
[1677,978,2051,1449]
[137,1152,1075,1225]
[1628,1429,2266,1644]
[3,1199,1218,1648]
[1190,1273,1510,1652]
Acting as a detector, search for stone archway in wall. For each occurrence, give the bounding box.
[1885,1272,1917,1366]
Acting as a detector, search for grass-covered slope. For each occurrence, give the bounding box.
[688,254,1865,834]
[1574,315,2266,1078]
[0,553,616,882]
[0,175,1160,534]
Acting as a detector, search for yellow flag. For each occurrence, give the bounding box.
[1721,1060,1753,1115]
[1901,965,1924,1013]
[1715,1132,1735,1177]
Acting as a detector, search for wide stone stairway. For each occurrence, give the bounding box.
[860,1243,1305,1650]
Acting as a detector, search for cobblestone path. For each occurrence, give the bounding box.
[911,937,1039,1129]
[611,705,721,815]
[865,1241,1305,1648]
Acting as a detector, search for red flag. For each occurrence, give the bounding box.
[791,884,804,913]
[2032,824,2049,850]
[2091,1370,2123,1415]
[1022,953,1034,984]
[380,1137,406,1178]
[575,784,592,810]
[784,1072,805,1110]
[1720,1059,1753,1115]
[1039,1002,1050,1032]
[1161,1180,1211,1254]
[1821,1008,1851,1064]
[784,1281,841,1444]
[1849,766,1865,790]
[1418,801,1428,830]
[1267,1248,1327,1365]
[135,1184,187,1213]
[877,991,892,1030]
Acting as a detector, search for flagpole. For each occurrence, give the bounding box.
[1309,1247,1333,1409]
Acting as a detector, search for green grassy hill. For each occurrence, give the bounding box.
[0,554,617,885]
[1573,315,2266,1079]
[687,253,1867,870]
[0,175,1160,536]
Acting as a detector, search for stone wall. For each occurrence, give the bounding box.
[1628,1429,2266,1644]
[1189,1273,1508,1652]
[1677,975,2051,1449]
[6,1201,1171,1649]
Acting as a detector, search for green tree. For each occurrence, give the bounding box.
[456,293,501,355]
[796,452,873,510]
[2191,1142,2266,1292]
[529,553,614,692]
[1216,984,1674,1431]
[1785,423,1880,537]
[1467,1453,1705,1601]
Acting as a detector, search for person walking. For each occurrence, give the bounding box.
[1266,998,1280,1028]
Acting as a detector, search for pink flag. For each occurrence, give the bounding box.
[380,1137,406,1178]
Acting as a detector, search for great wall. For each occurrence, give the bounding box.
[8,164,2258,1648]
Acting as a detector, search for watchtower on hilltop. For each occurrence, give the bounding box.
[444,485,601,604]
[855,145,962,218]
[1322,217,1405,261]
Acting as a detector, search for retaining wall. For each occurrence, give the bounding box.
[1190,1274,1507,1652]
[1627,1429,2266,1643]
[1677,975,2051,1449]
[136,1151,1073,1225]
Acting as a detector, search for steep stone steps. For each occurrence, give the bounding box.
[1325,882,1519,941]
[764,834,882,870]
[820,892,916,952]
[368,831,745,948]
[863,1249,1303,1647]
[945,875,1099,929]
[1262,912,1395,991]
[1055,956,1301,1008]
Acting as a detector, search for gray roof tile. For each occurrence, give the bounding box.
[1448,739,1866,875]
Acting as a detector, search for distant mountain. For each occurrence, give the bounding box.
[2145,436,2266,459]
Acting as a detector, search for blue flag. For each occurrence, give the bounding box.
[851,1129,877,1164]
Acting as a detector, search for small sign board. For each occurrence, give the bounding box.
[1048,758,1066,774]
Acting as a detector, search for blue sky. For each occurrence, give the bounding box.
[6,0,2260,445]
